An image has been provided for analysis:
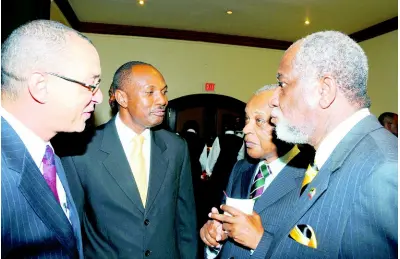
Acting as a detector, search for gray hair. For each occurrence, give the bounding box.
[291,31,371,108]
[254,84,279,95]
[1,20,92,100]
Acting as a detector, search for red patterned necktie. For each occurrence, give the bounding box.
[42,145,60,203]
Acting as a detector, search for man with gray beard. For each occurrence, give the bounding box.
[268,31,397,258]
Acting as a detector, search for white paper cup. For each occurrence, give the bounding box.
[224,197,255,216]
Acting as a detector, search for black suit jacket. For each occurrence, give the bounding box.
[62,118,198,259]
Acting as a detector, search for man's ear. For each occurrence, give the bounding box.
[28,72,48,104]
[318,75,337,109]
[115,89,128,109]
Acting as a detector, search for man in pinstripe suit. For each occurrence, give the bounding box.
[268,31,398,258]
[200,85,313,259]
[1,20,103,258]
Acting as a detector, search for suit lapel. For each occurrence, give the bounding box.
[55,156,83,257]
[100,119,145,213]
[146,130,168,211]
[254,153,306,213]
[270,115,383,252]
[240,163,257,198]
[1,118,76,255]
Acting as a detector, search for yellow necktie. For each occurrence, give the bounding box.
[300,161,319,196]
[130,135,147,206]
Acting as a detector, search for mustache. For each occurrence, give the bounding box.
[151,106,166,112]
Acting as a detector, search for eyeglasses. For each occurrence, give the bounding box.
[46,72,101,93]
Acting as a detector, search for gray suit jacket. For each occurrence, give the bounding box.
[62,118,198,259]
[266,115,398,258]
[1,118,83,258]
[217,150,311,259]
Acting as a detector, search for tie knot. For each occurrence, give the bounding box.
[132,135,145,147]
[260,163,271,178]
[42,145,55,165]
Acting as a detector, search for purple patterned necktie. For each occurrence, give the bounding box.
[42,145,60,203]
[249,163,271,200]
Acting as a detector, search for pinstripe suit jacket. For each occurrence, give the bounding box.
[266,115,398,259]
[217,149,311,259]
[1,118,83,259]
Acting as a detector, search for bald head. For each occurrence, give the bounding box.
[1,20,93,100]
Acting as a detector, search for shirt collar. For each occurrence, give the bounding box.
[225,130,235,135]
[261,145,300,175]
[1,107,50,169]
[187,129,196,134]
[315,108,370,169]
[115,112,151,144]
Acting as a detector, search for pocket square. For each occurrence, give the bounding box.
[289,224,317,249]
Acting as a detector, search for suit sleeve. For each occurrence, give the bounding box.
[341,161,398,258]
[61,156,86,221]
[176,140,199,259]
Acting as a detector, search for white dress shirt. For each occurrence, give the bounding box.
[115,113,151,183]
[206,145,300,258]
[206,131,245,176]
[315,108,370,170]
[1,107,70,221]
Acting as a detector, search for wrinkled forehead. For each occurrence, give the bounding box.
[277,43,301,80]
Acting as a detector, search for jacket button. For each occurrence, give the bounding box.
[145,250,151,257]
[144,219,150,226]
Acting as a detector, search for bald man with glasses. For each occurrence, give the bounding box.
[1,20,102,258]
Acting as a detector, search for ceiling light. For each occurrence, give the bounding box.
[139,0,145,5]
[226,10,233,14]
[305,19,310,25]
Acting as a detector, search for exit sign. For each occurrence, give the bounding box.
[205,82,215,92]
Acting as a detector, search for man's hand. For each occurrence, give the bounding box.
[199,207,228,247]
[209,204,264,250]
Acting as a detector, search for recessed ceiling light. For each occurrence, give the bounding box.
[139,0,145,5]
[227,10,233,14]
[305,19,310,25]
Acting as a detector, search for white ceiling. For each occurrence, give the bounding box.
[67,0,398,42]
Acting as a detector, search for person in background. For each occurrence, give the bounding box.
[180,120,208,257]
[200,84,311,259]
[1,19,103,258]
[378,112,398,137]
[61,61,198,259]
[206,115,245,210]
[268,30,397,258]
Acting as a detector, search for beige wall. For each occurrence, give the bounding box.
[85,33,284,125]
[359,30,398,117]
[50,1,71,27]
[49,3,398,123]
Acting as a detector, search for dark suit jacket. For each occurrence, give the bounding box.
[217,149,310,259]
[62,118,198,259]
[266,115,398,258]
[1,118,83,258]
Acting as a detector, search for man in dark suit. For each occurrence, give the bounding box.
[268,31,397,258]
[1,20,103,258]
[62,61,198,259]
[200,85,312,259]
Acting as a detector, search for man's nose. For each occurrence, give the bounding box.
[92,88,104,104]
[269,88,281,108]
